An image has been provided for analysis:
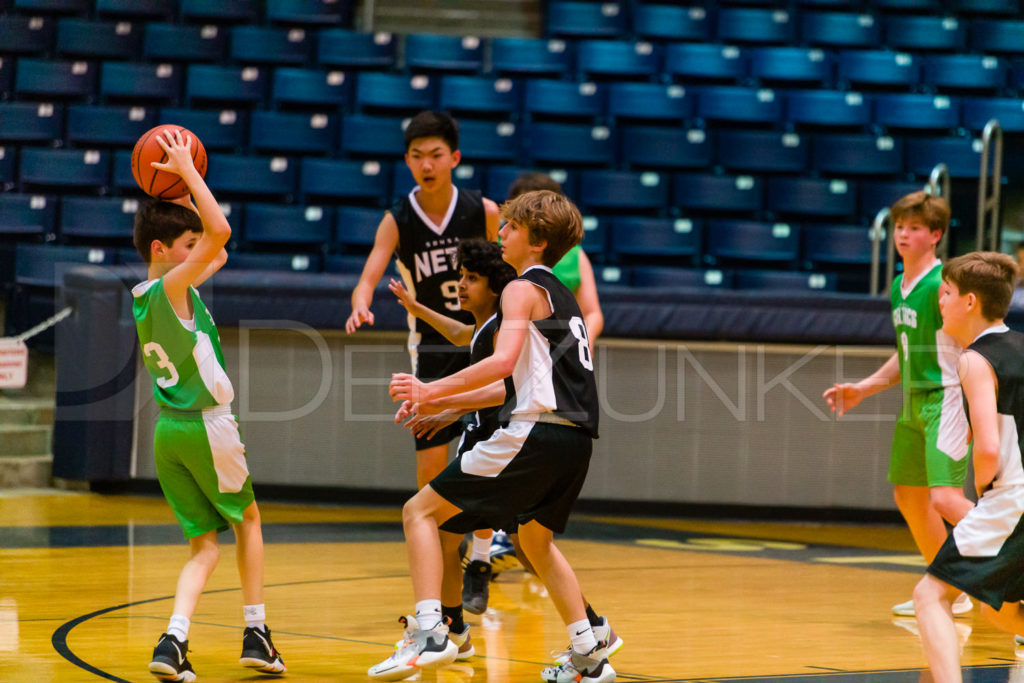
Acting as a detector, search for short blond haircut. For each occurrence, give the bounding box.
[500,190,583,267]
[942,251,1017,321]
[890,190,950,238]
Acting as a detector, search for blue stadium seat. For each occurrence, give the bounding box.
[340,114,405,158]
[633,3,712,42]
[438,75,521,117]
[905,136,982,178]
[100,62,181,104]
[250,111,337,155]
[673,173,763,213]
[874,94,959,130]
[705,220,800,264]
[95,0,175,19]
[580,215,609,260]
[457,121,521,163]
[143,23,225,62]
[768,177,857,218]
[696,86,782,124]
[66,104,156,146]
[15,58,96,99]
[180,0,258,24]
[620,126,712,169]
[578,170,669,211]
[15,243,114,289]
[20,148,109,190]
[664,43,747,83]
[55,18,139,60]
[186,65,266,106]
[734,268,837,292]
[837,50,919,88]
[717,7,796,44]
[243,203,333,246]
[323,254,368,274]
[223,250,322,273]
[60,196,137,241]
[610,216,700,265]
[527,123,615,166]
[872,0,941,8]
[715,130,807,172]
[405,33,483,73]
[749,47,831,85]
[523,79,604,120]
[0,194,56,238]
[885,16,965,52]
[547,1,625,38]
[300,158,390,203]
[334,205,382,253]
[962,97,1024,132]
[110,149,137,193]
[811,133,903,176]
[393,163,482,198]
[204,155,297,198]
[13,0,89,13]
[484,166,578,203]
[631,265,731,289]
[607,83,692,123]
[786,90,871,128]
[801,11,880,48]
[317,29,396,70]
[951,0,1020,14]
[159,108,247,152]
[0,146,14,187]
[0,102,63,143]
[970,19,1024,53]
[230,26,311,65]
[0,16,54,54]
[804,224,884,266]
[859,180,924,217]
[922,55,1006,92]
[272,67,350,108]
[266,0,351,26]
[576,40,659,80]
[355,72,434,113]
[0,57,13,95]
[490,38,571,78]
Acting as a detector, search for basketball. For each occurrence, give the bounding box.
[130,124,207,199]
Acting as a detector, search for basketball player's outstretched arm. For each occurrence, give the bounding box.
[823,353,900,417]
[346,213,399,334]
[483,198,500,242]
[388,278,474,346]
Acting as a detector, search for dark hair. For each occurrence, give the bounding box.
[943,251,1017,321]
[456,238,516,296]
[500,190,583,267]
[133,199,202,264]
[890,190,950,238]
[508,172,562,200]
[404,110,459,152]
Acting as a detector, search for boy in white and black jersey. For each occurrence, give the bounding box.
[372,191,614,683]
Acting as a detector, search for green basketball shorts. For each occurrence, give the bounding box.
[889,387,970,488]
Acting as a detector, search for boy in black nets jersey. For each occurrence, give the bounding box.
[370,191,614,683]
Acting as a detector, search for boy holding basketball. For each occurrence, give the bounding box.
[824,191,974,617]
[372,190,614,683]
[132,129,285,682]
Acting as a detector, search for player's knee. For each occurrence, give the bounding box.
[912,576,940,608]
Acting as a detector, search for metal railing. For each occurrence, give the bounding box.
[927,163,951,261]
[977,119,1003,252]
[869,207,893,297]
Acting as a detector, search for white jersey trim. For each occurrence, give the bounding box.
[899,258,942,299]
[460,419,534,477]
[470,314,497,354]
[409,186,459,237]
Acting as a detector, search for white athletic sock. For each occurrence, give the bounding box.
[167,615,190,643]
[415,599,443,631]
[568,618,597,654]
[470,531,493,563]
[243,604,266,631]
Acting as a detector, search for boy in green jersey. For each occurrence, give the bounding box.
[131,129,285,682]
[824,191,974,617]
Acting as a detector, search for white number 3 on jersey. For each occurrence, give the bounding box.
[143,342,180,388]
[569,317,593,371]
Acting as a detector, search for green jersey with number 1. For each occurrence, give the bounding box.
[132,278,234,410]
[890,260,959,392]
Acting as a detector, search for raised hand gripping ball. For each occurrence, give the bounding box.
[130,124,207,199]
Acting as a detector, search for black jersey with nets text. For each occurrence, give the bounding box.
[498,266,599,438]
[392,187,485,340]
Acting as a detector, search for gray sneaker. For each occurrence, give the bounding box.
[462,560,491,614]
[368,615,457,681]
[541,643,616,683]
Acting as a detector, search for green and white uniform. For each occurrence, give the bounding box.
[133,278,254,538]
[889,259,969,487]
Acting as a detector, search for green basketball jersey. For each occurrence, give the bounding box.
[552,244,582,293]
[132,278,234,410]
[890,260,959,392]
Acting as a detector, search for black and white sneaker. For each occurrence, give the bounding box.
[149,633,196,683]
[368,615,458,680]
[462,560,491,615]
[240,625,286,674]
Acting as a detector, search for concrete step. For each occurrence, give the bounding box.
[0,455,52,488]
[0,425,52,456]
[0,398,54,426]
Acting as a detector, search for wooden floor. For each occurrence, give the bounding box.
[3,490,1024,682]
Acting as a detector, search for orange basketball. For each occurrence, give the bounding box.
[130,124,207,199]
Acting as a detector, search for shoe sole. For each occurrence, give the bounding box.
[240,656,286,673]
[891,603,973,618]
[456,644,475,660]
[148,662,195,683]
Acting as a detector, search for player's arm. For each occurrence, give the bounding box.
[823,352,900,416]
[575,249,604,346]
[346,213,399,334]
[387,278,474,346]
[959,350,1000,494]
[483,198,500,242]
[157,130,231,305]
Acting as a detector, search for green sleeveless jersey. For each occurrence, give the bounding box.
[890,260,959,392]
[132,278,234,411]
[552,244,582,293]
